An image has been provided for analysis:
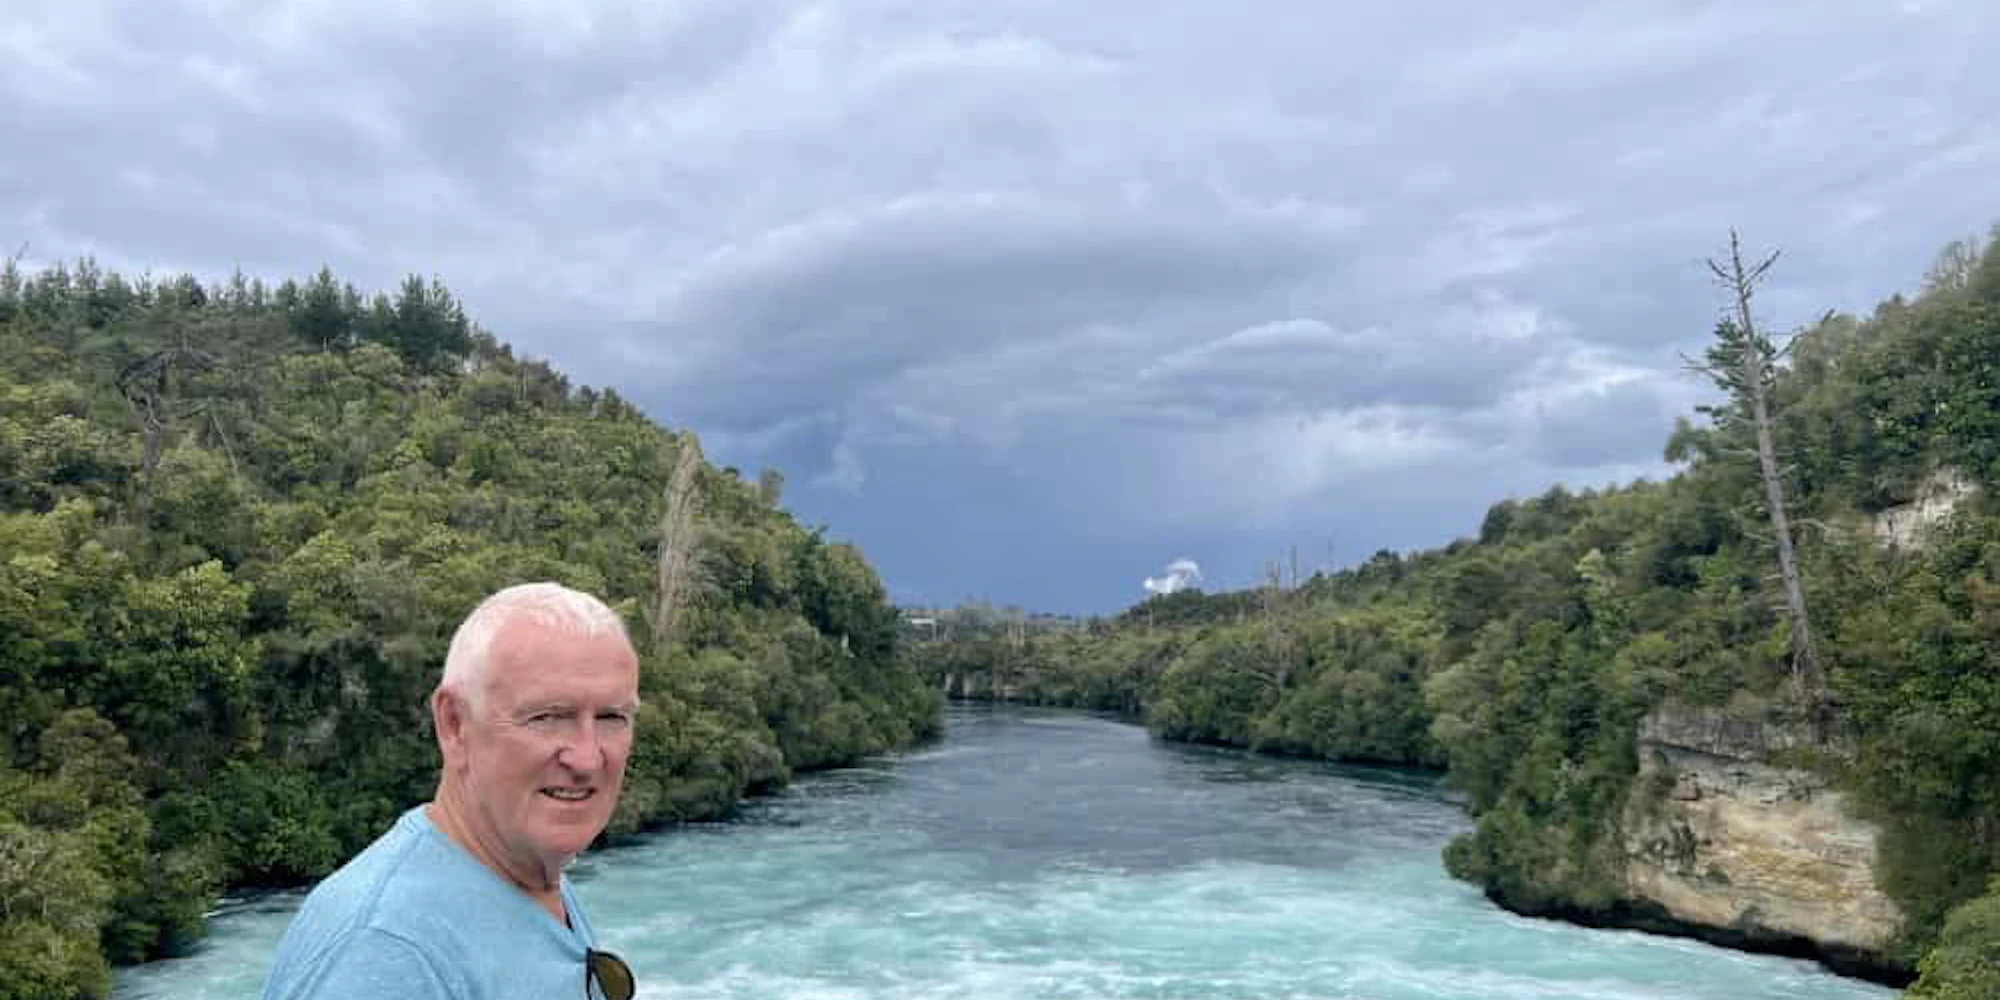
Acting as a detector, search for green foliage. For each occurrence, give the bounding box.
[0,259,938,996]
[1816,506,2000,961]
[0,710,154,997]
[915,229,2000,990]
[1907,877,2000,999]
[1252,609,1442,764]
[1149,626,1283,746]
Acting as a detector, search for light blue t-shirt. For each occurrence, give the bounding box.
[258,806,607,1000]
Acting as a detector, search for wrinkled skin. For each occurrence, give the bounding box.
[426,616,640,923]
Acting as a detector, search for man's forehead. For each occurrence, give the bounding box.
[497,669,637,698]
[486,624,638,696]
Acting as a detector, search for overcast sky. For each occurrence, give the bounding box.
[7,0,1996,613]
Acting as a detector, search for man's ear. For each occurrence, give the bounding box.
[433,687,470,771]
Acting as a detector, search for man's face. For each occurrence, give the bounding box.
[448,618,640,867]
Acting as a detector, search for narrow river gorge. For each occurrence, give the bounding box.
[115,704,1895,1000]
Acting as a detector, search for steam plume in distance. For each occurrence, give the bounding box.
[1143,558,1203,595]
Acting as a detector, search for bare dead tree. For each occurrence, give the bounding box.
[1257,559,1294,689]
[1683,229,1826,724]
[651,433,706,655]
[116,343,219,514]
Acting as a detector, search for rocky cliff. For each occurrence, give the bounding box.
[1870,466,1978,552]
[1601,467,1981,984]
[1618,701,1907,983]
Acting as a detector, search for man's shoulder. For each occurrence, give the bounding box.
[262,808,476,997]
[262,806,597,1000]
[293,808,436,922]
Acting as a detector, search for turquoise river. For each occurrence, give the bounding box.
[114,704,1897,999]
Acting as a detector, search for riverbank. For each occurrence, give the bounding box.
[938,691,1913,989]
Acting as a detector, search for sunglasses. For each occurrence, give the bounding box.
[586,948,635,1000]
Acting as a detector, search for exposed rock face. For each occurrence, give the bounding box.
[1621,702,1905,980]
[1599,466,1981,982]
[1871,466,1977,551]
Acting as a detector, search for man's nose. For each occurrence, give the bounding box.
[557,718,604,771]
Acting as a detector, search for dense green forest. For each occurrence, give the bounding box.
[906,228,2000,998]
[0,261,941,999]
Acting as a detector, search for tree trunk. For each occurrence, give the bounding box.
[1745,362,1821,704]
[1716,230,1826,721]
[653,434,705,655]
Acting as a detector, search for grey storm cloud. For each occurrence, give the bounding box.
[6,0,1997,609]
[611,191,1345,427]
[1130,311,1560,419]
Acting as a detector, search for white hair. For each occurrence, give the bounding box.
[439,582,630,710]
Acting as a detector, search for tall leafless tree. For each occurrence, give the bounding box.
[1686,230,1826,723]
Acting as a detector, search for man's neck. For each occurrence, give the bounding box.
[424,790,569,926]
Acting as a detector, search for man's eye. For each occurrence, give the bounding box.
[598,712,631,727]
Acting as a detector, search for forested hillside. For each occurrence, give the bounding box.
[0,261,940,999]
[906,228,2000,997]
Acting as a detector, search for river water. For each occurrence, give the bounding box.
[114,704,1894,999]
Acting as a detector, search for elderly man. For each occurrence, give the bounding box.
[260,582,642,1000]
